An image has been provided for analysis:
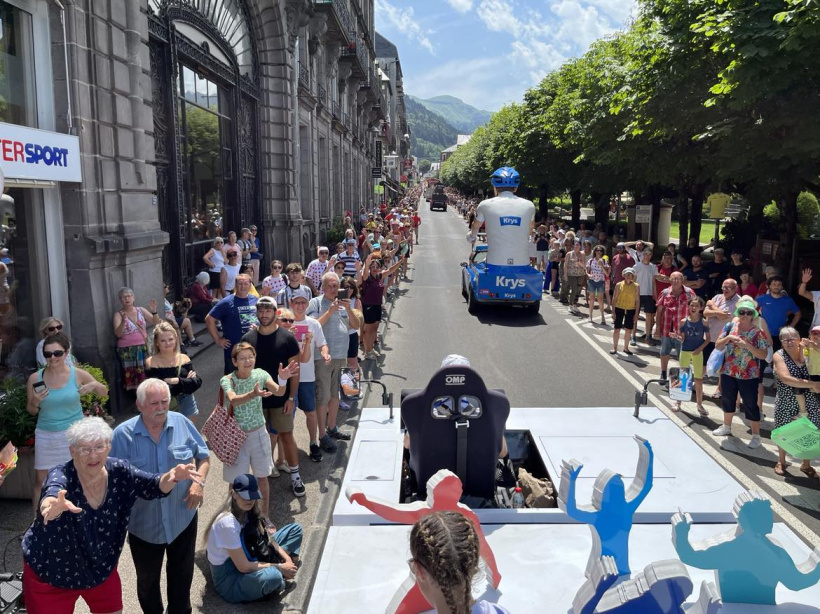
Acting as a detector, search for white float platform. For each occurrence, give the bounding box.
[333,406,746,525]
[308,523,820,614]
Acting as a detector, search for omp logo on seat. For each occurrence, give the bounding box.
[495,276,525,289]
[445,375,466,385]
[499,216,521,226]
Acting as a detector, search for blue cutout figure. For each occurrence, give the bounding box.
[559,435,654,577]
[573,556,693,614]
[673,491,820,605]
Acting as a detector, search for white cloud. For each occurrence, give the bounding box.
[446,0,474,12]
[375,0,436,55]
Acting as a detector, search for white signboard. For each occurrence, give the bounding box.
[384,155,398,169]
[0,122,82,182]
[635,204,652,224]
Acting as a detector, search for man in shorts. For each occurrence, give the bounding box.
[291,287,330,462]
[632,248,658,345]
[308,273,361,452]
[656,272,696,381]
[241,297,304,497]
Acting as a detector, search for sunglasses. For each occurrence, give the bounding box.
[43,350,66,358]
[47,324,63,332]
[228,253,238,258]
[737,309,755,316]
[278,318,294,324]
[271,265,282,270]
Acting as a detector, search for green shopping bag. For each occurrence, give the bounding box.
[771,416,820,460]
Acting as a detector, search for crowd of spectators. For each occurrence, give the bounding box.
[12,186,425,611]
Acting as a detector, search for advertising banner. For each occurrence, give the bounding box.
[0,122,82,182]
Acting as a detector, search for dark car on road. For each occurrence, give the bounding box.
[430,185,447,211]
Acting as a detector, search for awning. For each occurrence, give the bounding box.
[382,175,403,194]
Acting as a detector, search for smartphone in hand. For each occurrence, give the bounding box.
[33,381,48,394]
[338,288,350,300]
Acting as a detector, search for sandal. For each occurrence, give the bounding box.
[672,402,681,413]
[800,466,819,480]
[774,462,787,477]
[710,391,721,400]
[697,405,709,417]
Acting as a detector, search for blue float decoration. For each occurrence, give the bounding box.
[673,491,820,605]
[559,435,654,577]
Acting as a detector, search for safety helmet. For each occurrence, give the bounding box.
[490,166,520,188]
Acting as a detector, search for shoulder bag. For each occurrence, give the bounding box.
[200,382,247,465]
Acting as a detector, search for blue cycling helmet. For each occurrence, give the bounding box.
[491,166,520,188]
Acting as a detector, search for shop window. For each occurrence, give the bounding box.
[0,187,50,383]
[0,1,36,127]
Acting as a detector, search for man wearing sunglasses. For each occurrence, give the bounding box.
[241,296,304,497]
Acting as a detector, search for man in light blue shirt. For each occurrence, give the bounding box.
[110,378,210,614]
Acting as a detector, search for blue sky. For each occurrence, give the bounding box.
[375,0,636,112]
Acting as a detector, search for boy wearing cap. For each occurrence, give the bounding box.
[241,297,303,497]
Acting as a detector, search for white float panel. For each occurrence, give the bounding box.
[308,523,820,614]
[333,407,745,525]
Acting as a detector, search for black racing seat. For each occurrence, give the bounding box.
[401,365,510,501]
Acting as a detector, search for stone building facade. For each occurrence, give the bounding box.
[0,0,397,405]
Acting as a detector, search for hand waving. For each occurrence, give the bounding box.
[41,489,83,524]
[278,360,300,380]
[802,268,813,285]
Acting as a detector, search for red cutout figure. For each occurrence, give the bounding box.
[346,469,502,614]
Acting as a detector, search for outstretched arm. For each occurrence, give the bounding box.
[777,546,820,591]
[627,436,653,510]
[558,460,597,523]
[671,511,730,568]
[346,487,427,524]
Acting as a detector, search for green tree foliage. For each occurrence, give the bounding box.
[406,97,459,164]
[439,0,820,277]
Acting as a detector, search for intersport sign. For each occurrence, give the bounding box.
[0,122,81,182]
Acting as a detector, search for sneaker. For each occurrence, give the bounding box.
[276,461,290,473]
[319,434,337,453]
[712,424,733,436]
[748,435,762,450]
[270,465,280,478]
[339,401,351,410]
[187,339,203,346]
[291,476,306,498]
[309,443,323,462]
[365,351,377,360]
[630,338,638,347]
[327,427,351,441]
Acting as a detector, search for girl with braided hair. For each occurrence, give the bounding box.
[408,511,509,614]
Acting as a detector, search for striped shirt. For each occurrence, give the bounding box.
[336,250,361,276]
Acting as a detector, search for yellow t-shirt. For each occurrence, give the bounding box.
[615,281,639,311]
[806,347,820,377]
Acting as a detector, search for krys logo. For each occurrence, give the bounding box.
[499,216,521,226]
[445,375,466,385]
[495,276,525,290]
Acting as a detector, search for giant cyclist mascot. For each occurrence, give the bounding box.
[464,166,542,313]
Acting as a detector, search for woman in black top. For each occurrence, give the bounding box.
[145,322,202,418]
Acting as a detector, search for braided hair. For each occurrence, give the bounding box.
[410,511,480,614]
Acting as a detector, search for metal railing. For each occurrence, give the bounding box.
[314,0,354,40]
[341,40,369,76]
[318,85,327,107]
[298,64,310,91]
[332,101,340,119]
[343,112,349,128]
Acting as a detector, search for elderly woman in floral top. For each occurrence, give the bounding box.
[22,417,201,613]
[712,298,770,449]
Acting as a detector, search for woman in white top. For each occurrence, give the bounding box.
[35,316,75,368]
[221,250,243,294]
[203,237,227,299]
[204,474,302,604]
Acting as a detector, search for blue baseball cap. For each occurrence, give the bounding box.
[231,474,261,500]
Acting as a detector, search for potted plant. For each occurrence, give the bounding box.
[0,377,36,499]
[77,363,114,426]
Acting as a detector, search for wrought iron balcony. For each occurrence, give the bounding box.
[343,112,349,127]
[340,41,369,80]
[332,101,340,119]
[314,0,354,43]
[298,64,310,92]
[318,85,327,108]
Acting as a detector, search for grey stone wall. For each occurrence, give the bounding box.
[53,0,165,390]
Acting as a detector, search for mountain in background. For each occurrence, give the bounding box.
[406,96,459,170]
[408,94,492,135]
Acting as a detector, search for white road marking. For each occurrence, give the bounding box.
[562,314,820,548]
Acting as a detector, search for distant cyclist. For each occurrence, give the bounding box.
[468,167,535,267]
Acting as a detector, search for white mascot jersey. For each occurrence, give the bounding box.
[475,191,535,266]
